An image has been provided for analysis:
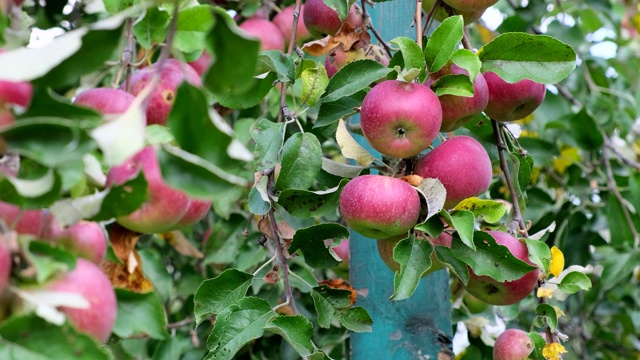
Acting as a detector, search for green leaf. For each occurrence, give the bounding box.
[264,315,314,357]
[205,297,276,360]
[568,108,603,149]
[311,285,353,328]
[451,231,537,282]
[256,51,296,83]
[478,33,577,84]
[214,72,278,109]
[1,118,96,169]
[322,0,348,21]
[90,171,148,221]
[605,194,634,247]
[431,74,474,97]
[194,269,253,325]
[315,91,365,127]
[0,314,109,360]
[449,210,475,249]
[23,88,102,122]
[390,37,424,72]
[175,5,215,54]
[133,8,170,49]
[390,235,433,300]
[414,215,444,238]
[103,0,136,13]
[206,8,260,97]
[338,307,373,332]
[321,60,392,103]
[451,48,481,83]
[321,158,368,178]
[557,271,592,294]
[525,239,551,275]
[158,145,246,201]
[527,332,547,360]
[248,175,270,215]
[301,63,329,107]
[424,15,464,73]
[278,179,347,217]
[275,133,323,191]
[535,303,558,332]
[452,198,506,224]
[290,223,350,268]
[252,118,285,172]
[511,152,534,196]
[168,83,248,173]
[23,241,76,284]
[112,290,167,340]
[433,245,469,284]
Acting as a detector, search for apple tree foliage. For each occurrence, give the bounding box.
[0,0,637,359]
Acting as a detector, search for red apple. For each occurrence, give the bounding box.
[272,5,312,46]
[123,59,202,125]
[333,239,350,262]
[46,259,117,343]
[413,135,492,209]
[0,232,11,293]
[427,64,489,132]
[464,231,540,306]
[377,232,451,273]
[423,0,486,25]
[41,215,107,265]
[187,52,213,77]
[339,175,421,239]
[303,0,363,38]
[175,199,212,227]
[325,44,389,79]
[493,328,534,360]
[106,146,212,234]
[0,50,33,108]
[0,202,44,238]
[239,18,285,51]
[483,72,546,122]
[360,80,442,159]
[442,0,498,12]
[73,88,136,115]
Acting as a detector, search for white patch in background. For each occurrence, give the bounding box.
[452,321,471,355]
[28,27,65,48]
[481,7,505,31]
[590,41,617,59]
[505,123,522,138]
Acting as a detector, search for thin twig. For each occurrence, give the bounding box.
[422,0,440,36]
[491,119,527,234]
[361,0,393,57]
[415,0,423,49]
[461,27,472,51]
[166,318,195,329]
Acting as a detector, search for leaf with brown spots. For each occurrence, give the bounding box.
[319,279,357,307]
[102,223,153,293]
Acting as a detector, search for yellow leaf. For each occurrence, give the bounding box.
[553,305,565,318]
[537,286,554,299]
[530,166,541,185]
[549,246,565,278]
[553,146,582,174]
[474,23,497,44]
[542,343,568,360]
[336,119,376,166]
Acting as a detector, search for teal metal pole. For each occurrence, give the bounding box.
[349,1,453,358]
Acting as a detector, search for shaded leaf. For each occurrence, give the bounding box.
[194,269,253,325]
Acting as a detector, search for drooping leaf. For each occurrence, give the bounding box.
[335,119,376,166]
[278,179,347,217]
[275,133,323,191]
[205,297,276,360]
[478,32,577,84]
[448,210,475,249]
[431,74,474,97]
[321,0,348,21]
[390,37,424,72]
[252,118,285,172]
[290,223,350,268]
[534,303,558,332]
[264,315,314,357]
[194,269,253,325]
[301,63,330,107]
[525,239,551,275]
[390,235,434,300]
[450,48,481,83]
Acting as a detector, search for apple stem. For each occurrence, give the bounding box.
[361,0,393,58]
[490,119,526,235]
[422,0,441,36]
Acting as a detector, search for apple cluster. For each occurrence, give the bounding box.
[0,54,215,342]
[337,27,547,306]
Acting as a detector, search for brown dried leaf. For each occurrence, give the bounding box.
[108,223,141,262]
[161,230,204,258]
[302,23,368,56]
[277,220,295,240]
[258,216,275,240]
[319,278,357,307]
[102,249,154,293]
[263,269,280,284]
